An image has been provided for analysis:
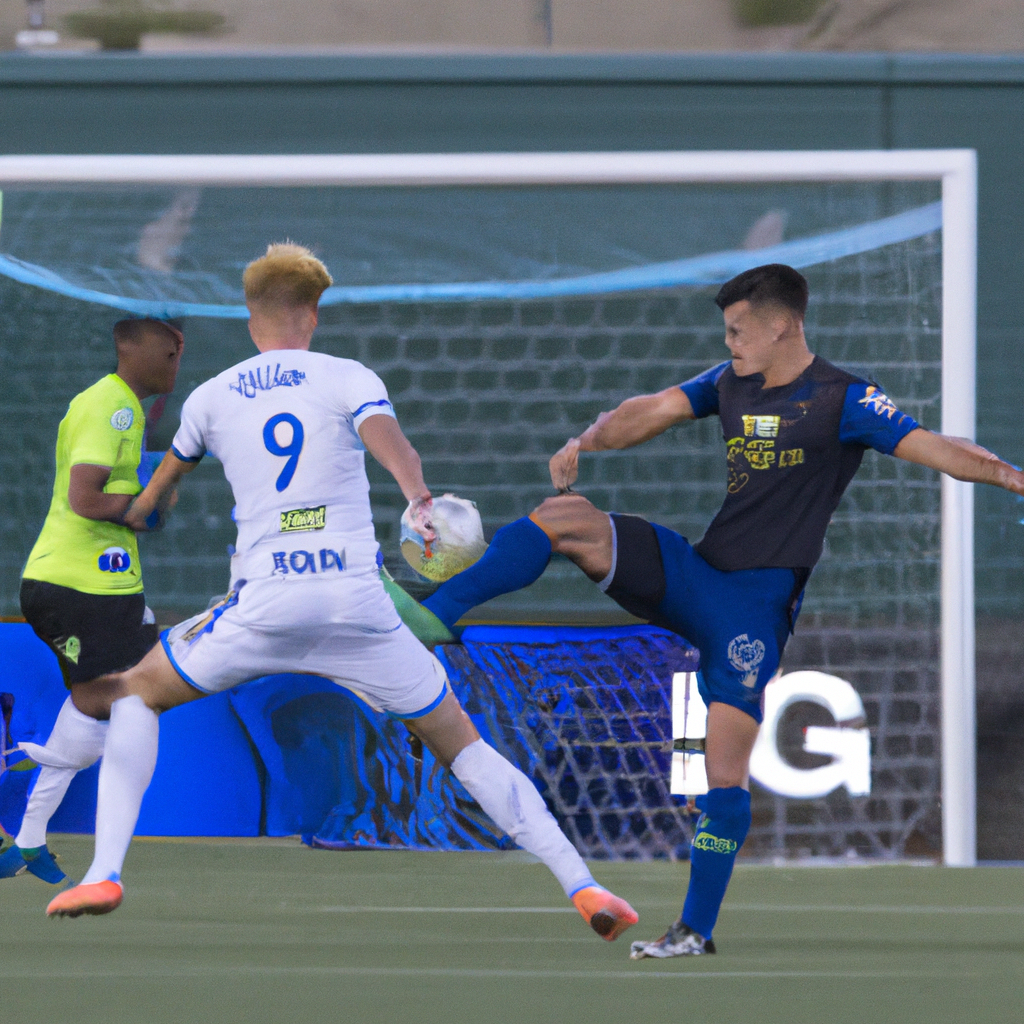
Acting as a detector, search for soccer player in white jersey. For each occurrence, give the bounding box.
[46,244,638,942]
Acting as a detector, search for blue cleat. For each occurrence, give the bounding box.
[0,842,28,877]
[0,844,69,886]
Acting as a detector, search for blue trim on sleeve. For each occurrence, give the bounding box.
[170,444,203,463]
[389,679,448,720]
[838,382,920,455]
[352,399,394,419]
[679,361,729,419]
[159,629,212,695]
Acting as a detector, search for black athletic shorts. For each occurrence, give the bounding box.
[19,578,159,688]
[602,513,808,723]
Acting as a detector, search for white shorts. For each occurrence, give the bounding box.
[161,572,447,718]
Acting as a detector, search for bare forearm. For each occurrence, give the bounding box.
[894,428,1024,494]
[579,390,693,452]
[359,415,430,502]
[549,386,694,492]
[68,464,133,524]
[124,452,193,529]
[71,490,134,524]
[381,445,429,502]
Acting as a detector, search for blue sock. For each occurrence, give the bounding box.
[422,517,552,629]
[681,786,751,940]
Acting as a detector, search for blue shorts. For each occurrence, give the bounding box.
[601,514,804,724]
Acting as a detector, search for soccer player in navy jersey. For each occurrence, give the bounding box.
[419,263,1024,958]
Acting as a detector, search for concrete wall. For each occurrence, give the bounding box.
[8,1,1024,53]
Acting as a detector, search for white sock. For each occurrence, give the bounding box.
[16,768,77,849]
[15,697,108,849]
[450,739,596,898]
[80,696,159,886]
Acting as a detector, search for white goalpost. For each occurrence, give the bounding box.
[0,149,978,866]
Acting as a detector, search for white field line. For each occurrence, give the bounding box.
[312,905,576,914]
[726,904,1024,915]
[0,966,962,982]
[301,904,1024,916]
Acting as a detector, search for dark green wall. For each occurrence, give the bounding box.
[3,52,1023,854]
[2,51,1022,608]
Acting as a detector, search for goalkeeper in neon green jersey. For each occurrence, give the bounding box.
[0,318,183,887]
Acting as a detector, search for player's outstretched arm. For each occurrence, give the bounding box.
[123,450,195,531]
[550,385,695,492]
[358,414,435,540]
[893,428,1024,495]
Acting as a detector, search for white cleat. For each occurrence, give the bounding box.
[629,919,715,959]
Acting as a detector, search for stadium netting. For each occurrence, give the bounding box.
[0,179,942,858]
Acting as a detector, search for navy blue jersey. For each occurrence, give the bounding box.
[680,355,920,573]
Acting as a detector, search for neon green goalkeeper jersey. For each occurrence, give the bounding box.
[23,373,145,595]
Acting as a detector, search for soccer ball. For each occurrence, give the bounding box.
[400,493,487,582]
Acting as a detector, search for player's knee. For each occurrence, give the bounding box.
[704,786,751,825]
[531,494,603,549]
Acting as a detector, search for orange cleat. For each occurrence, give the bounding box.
[46,880,123,919]
[571,885,639,941]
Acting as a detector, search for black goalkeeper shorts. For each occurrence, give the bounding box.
[20,578,159,688]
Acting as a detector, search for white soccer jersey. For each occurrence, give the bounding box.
[171,349,396,583]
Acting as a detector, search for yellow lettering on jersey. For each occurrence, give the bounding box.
[744,439,776,470]
[741,414,781,438]
[726,437,750,493]
[779,448,805,468]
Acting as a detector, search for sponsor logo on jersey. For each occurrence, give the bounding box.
[280,505,327,533]
[727,434,804,480]
[110,407,134,431]
[857,385,899,419]
[98,546,132,573]
[271,549,345,575]
[741,414,780,438]
[727,633,765,689]
[56,635,81,665]
[692,831,738,855]
[228,364,307,398]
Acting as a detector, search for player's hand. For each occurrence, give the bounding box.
[123,497,153,532]
[403,494,436,544]
[549,438,581,493]
[1000,464,1024,498]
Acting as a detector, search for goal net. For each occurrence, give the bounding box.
[0,152,975,864]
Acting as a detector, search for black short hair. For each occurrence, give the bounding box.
[714,264,809,318]
[113,317,183,346]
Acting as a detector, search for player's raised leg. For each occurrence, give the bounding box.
[421,493,612,631]
[408,687,638,941]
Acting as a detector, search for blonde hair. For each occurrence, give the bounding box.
[242,243,333,309]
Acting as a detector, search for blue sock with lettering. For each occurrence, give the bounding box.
[422,517,552,629]
[681,786,751,940]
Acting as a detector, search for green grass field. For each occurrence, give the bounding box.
[3,836,1024,1024]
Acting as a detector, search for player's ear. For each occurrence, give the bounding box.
[768,307,792,342]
